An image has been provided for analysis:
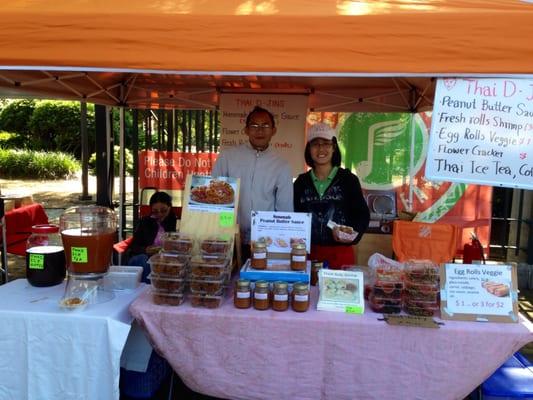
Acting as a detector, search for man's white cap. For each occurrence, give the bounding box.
[307,123,336,143]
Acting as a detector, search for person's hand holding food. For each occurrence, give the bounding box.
[332,225,356,243]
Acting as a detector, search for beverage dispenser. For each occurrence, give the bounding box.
[60,206,117,275]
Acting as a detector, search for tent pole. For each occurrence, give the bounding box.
[79,100,92,201]
[408,114,415,212]
[119,107,125,242]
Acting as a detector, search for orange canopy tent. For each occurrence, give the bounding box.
[1,0,533,111]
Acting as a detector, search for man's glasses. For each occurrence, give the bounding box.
[310,141,333,149]
[247,123,273,131]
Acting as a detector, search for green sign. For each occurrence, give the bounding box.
[71,247,88,263]
[29,254,45,270]
[345,305,363,314]
[219,211,234,227]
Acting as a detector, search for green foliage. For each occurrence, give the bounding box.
[0,99,96,158]
[28,100,95,157]
[0,99,36,136]
[0,131,28,149]
[88,145,134,176]
[0,148,80,179]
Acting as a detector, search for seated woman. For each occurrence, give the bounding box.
[294,123,370,269]
[128,191,177,282]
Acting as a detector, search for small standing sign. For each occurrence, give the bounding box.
[440,263,519,323]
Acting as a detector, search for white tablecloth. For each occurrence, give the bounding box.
[0,279,145,400]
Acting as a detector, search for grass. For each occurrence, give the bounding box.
[0,148,79,179]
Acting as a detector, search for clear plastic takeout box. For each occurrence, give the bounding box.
[149,273,187,292]
[188,276,227,295]
[200,235,233,256]
[404,260,440,283]
[403,298,440,317]
[148,253,190,276]
[161,232,194,254]
[190,292,225,309]
[104,265,143,290]
[190,255,229,279]
[151,288,185,306]
[369,294,402,314]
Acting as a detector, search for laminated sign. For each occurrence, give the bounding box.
[427,78,533,190]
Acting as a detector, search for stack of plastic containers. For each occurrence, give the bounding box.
[148,233,193,306]
[369,264,404,314]
[403,260,440,316]
[188,234,233,309]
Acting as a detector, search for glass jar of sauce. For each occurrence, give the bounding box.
[310,261,323,286]
[272,281,289,312]
[290,243,307,271]
[250,241,267,270]
[234,279,252,309]
[253,280,270,310]
[292,282,310,312]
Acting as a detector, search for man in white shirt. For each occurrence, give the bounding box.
[212,106,293,261]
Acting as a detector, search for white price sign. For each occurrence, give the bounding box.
[440,263,519,323]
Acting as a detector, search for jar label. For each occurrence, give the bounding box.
[294,294,309,302]
[29,254,45,270]
[292,255,306,262]
[71,247,88,263]
[253,252,267,259]
[236,291,251,299]
[254,292,268,300]
[274,294,288,301]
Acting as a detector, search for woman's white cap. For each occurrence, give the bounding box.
[307,123,336,143]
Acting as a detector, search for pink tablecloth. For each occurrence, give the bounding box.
[130,289,533,400]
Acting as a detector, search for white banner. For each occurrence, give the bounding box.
[219,93,308,177]
[426,78,533,189]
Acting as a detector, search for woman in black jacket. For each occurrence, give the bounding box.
[294,123,370,269]
[128,191,177,281]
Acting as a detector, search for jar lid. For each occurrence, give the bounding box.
[292,243,306,250]
[253,241,267,250]
[273,281,288,290]
[236,279,251,288]
[255,280,269,289]
[311,261,324,269]
[32,224,60,234]
[293,282,309,292]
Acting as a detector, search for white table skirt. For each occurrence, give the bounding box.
[0,279,145,400]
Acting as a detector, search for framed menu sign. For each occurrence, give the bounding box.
[440,263,519,323]
[426,78,533,190]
